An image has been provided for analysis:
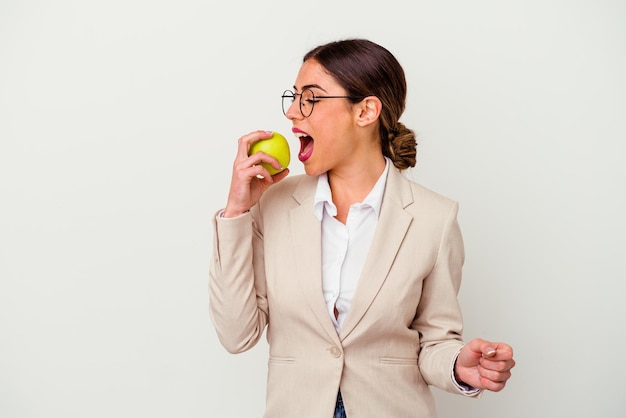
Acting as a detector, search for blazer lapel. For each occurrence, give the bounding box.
[289,177,342,344]
[338,168,414,341]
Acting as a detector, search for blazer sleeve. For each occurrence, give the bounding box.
[412,200,470,394]
[208,209,268,354]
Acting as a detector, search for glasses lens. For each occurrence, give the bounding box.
[300,89,314,118]
[281,90,295,116]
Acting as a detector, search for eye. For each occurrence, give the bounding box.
[302,90,319,104]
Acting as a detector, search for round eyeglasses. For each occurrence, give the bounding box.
[281,89,360,118]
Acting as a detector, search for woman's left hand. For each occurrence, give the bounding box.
[454,338,516,392]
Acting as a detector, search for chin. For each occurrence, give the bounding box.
[302,161,324,177]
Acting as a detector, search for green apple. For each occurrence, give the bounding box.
[248,132,290,175]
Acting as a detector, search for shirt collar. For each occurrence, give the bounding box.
[313,157,390,221]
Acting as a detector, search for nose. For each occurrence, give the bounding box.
[284,99,303,121]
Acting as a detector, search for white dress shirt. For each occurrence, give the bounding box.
[313,159,390,332]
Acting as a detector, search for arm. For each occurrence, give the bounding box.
[209,210,268,353]
[209,130,289,353]
[413,201,469,394]
[413,202,516,394]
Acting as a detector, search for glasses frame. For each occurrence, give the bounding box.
[281,89,362,118]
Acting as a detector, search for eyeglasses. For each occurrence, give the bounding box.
[281,89,360,118]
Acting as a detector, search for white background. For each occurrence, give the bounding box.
[1,1,625,417]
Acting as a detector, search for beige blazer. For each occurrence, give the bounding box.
[210,166,475,418]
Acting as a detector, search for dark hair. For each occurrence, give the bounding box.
[303,39,417,170]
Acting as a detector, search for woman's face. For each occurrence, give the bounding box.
[285,59,361,177]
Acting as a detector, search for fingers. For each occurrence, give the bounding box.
[483,347,497,357]
[479,374,510,392]
[458,338,515,392]
[478,342,515,374]
[480,357,515,377]
[478,345,516,392]
[487,344,514,362]
[233,158,276,185]
[467,339,514,361]
[236,130,274,159]
[272,167,290,182]
[235,130,284,176]
[224,130,289,218]
[478,358,515,391]
[465,338,490,356]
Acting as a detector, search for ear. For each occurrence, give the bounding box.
[355,96,382,127]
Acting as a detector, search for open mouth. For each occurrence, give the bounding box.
[295,132,314,162]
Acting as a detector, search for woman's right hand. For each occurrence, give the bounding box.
[222,130,290,218]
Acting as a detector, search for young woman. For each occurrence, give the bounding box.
[210,38,515,418]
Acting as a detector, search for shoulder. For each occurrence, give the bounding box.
[387,167,458,215]
[257,174,316,211]
[412,181,457,211]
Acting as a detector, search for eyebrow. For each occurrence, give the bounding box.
[293,84,328,93]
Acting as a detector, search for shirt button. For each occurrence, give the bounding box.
[329,346,341,357]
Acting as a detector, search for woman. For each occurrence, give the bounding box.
[209,38,515,418]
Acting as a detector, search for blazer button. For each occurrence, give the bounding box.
[329,346,341,357]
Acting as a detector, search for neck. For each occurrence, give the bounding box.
[327,155,386,222]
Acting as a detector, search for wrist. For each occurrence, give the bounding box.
[221,208,250,218]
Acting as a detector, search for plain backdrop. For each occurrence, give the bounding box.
[1,1,625,417]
